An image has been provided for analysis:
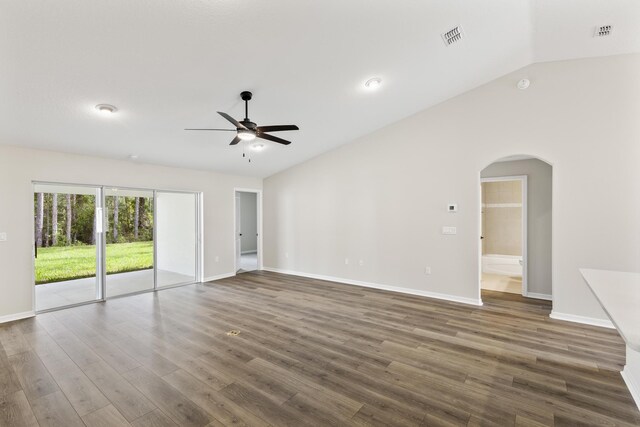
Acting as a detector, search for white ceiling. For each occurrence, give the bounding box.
[1,1,638,178]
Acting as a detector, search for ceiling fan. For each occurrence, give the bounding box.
[185,91,299,146]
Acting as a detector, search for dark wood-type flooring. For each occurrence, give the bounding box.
[1,271,639,426]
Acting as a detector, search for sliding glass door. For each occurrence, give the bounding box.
[34,183,103,311]
[34,184,200,312]
[104,188,155,298]
[155,191,198,288]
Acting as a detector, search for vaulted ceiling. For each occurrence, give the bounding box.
[1,0,638,177]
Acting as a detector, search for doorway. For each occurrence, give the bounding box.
[234,189,261,273]
[479,156,553,302]
[480,176,527,295]
[34,182,201,312]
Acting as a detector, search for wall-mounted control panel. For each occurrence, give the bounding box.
[442,226,457,235]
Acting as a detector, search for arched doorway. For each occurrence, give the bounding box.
[479,155,553,304]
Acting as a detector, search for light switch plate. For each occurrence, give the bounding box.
[0,232,6,241]
[442,226,457,235]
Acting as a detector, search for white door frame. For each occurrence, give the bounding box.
[480,175,528,297]
[233,188,263,273]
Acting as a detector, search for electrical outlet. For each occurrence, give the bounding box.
[345,258,349,265]
[285,252,289,259]
[425,266,431,275]
[359,259,364,266]
[214,256,219,262]
[0,232,6,242]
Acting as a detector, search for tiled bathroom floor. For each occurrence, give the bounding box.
[481,272,522,294]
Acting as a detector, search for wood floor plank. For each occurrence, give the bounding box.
[220,382,309,427]
[8,351,59,401]
[123,366,212,427]
[0,345,22,399]
[0,324,31,357]
[21,330,68,365]
[130,409,178,427]
[30,390,84,427]
[82,361,156,422]
[0,271,637,426]
[0,390,38,427]
[40,354,110,416]
[82,404,131,427]
[161,368,270,427]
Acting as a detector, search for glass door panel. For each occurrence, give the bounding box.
[156,191,197,287]
[104,188,154,297]
[34,184,101,311]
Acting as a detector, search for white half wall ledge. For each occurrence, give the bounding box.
[263,267,483,307]
[202,272,236,283]
[0,311,35,324]
[622,346,640,410]
[549,311,615,329]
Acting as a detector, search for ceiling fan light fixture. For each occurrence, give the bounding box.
[237,130,256,141]
[185,91,298,146]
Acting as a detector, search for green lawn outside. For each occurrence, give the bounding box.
[35,241,153,284]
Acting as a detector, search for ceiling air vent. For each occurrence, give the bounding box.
[594,25,612,37]
[442,26,464,46]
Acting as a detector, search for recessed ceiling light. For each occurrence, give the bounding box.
[364,77,382,90]
[517,79,530,90]
[95,104,117,115]
[250,143,265,151]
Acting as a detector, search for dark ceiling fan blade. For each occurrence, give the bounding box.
[218,111,246,129]
[184,128,236,131]
[229,135,242,145]
[257,132,291,145]
[255,125,299,133]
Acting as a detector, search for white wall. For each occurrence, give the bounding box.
[264,53,640,321]
[482,159,552,296]
[239,192,258,253]
[0,145,261,320]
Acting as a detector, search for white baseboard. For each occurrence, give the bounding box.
[526,292,552,301]
[241,250,257,255]
[202,272,236,283]
[622,367,640,411]
[0,310,35,324]
[549,311,615,329]
[263,267,483,306]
